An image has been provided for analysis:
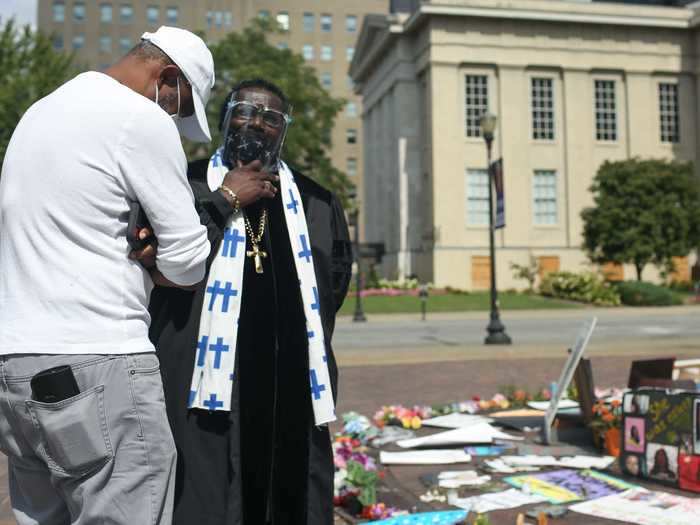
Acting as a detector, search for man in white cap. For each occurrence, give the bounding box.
[0,26,218,524]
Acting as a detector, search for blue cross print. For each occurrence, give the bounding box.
[196,335,209,367]
[208,337,229,369]
[286,189,300,214]
[206,280,238,312]
[309,369,326,400]
[222,228,245,258]
[297,234,313,263]
[203,393,224,411]
[196,335,229,369]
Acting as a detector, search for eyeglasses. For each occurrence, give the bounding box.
[228,100,291,129]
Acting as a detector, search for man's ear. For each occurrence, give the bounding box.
[158,65,180,88]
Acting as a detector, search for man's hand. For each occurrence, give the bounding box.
[219,159,278,208]
[128,227,157,268]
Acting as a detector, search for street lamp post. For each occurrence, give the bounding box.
[351,207,367,323]
[480,113,511,345]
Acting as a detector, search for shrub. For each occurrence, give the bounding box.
[613,281,683,306]
[667,280,696,293]
[539,271,621,306]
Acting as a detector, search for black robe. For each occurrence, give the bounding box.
[148,159,352,525]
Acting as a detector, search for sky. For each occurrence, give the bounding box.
[0,0,38,30]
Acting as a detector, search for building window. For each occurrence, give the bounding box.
[166,7,178,24]
[146,5,158,24]
[303,12,314,32]
[531,77,555,140]
[99,35,112,53]
[594,80,617,142]
[100,3,112,23]
[302,45,314,60]
[347,76,355,91]
[73,2,85,22]
[346,102,357,117]
[346,15,357,32]
[321,14,332,32]
[72,34,85,50]
[465,75,488,138]
[320,45,332,61]
[320,72,332,89]
[119,37,132,53]
[346,47,354,62]
[258,10,270,20]
[52,1,65,22]
[347,158,357,177]
[224,12,233,27]
[466,169,489,225]
[659,82,679,143]
[120,4,133,23]
[533,170,558,225]
[277,12,289,31]
[277,42,288,51]
[52,35,64,50]
[347,129,357,144]
[214,11,223,28]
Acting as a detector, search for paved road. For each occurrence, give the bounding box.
[333,306,700,366]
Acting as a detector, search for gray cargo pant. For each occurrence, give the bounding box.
[0,353,176,525]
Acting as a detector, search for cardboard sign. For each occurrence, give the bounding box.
[621,389,700,493]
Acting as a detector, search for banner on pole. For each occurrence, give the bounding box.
[491,158,505,229]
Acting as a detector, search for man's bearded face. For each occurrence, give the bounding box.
[223,88,286,169]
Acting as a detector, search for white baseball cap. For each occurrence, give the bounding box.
[141,26,215,143]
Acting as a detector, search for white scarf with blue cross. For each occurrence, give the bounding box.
[188,148,336,426]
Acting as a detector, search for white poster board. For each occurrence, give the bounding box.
[542,317,597,444]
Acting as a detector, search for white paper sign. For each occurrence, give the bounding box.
[421,413,494,429]
[380,450,472,465]
[543,317,597,444]
[571,489,700,525]
[396,423,523,449]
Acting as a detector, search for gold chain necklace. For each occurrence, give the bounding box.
[244,208,268,274]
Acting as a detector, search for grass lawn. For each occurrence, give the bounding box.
[338,292,583,316]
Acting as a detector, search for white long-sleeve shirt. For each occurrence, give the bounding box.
[0,71,210,355]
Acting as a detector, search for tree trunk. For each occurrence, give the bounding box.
[635,263,643,281]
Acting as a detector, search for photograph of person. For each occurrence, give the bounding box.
[647,444,678,482]
[624,417,645,453]
[624,393,649,415]
[622,454,645,477]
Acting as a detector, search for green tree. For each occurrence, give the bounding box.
[581,158,700,281]
[187,20,352,202]
[0,21,75,165]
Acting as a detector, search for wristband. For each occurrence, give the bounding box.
[219,185,241,213]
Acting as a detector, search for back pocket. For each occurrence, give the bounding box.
[26,385,113,477]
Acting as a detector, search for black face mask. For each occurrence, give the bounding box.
[223,127,275,169]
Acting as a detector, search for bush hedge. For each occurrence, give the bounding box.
[613,281,683,306]
[539,271,621,306]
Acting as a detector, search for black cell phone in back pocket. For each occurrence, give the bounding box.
[30,365,80,403]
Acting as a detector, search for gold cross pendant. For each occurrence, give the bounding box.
[246,242,268,274]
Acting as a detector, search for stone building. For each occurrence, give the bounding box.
[351,0,699,289]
